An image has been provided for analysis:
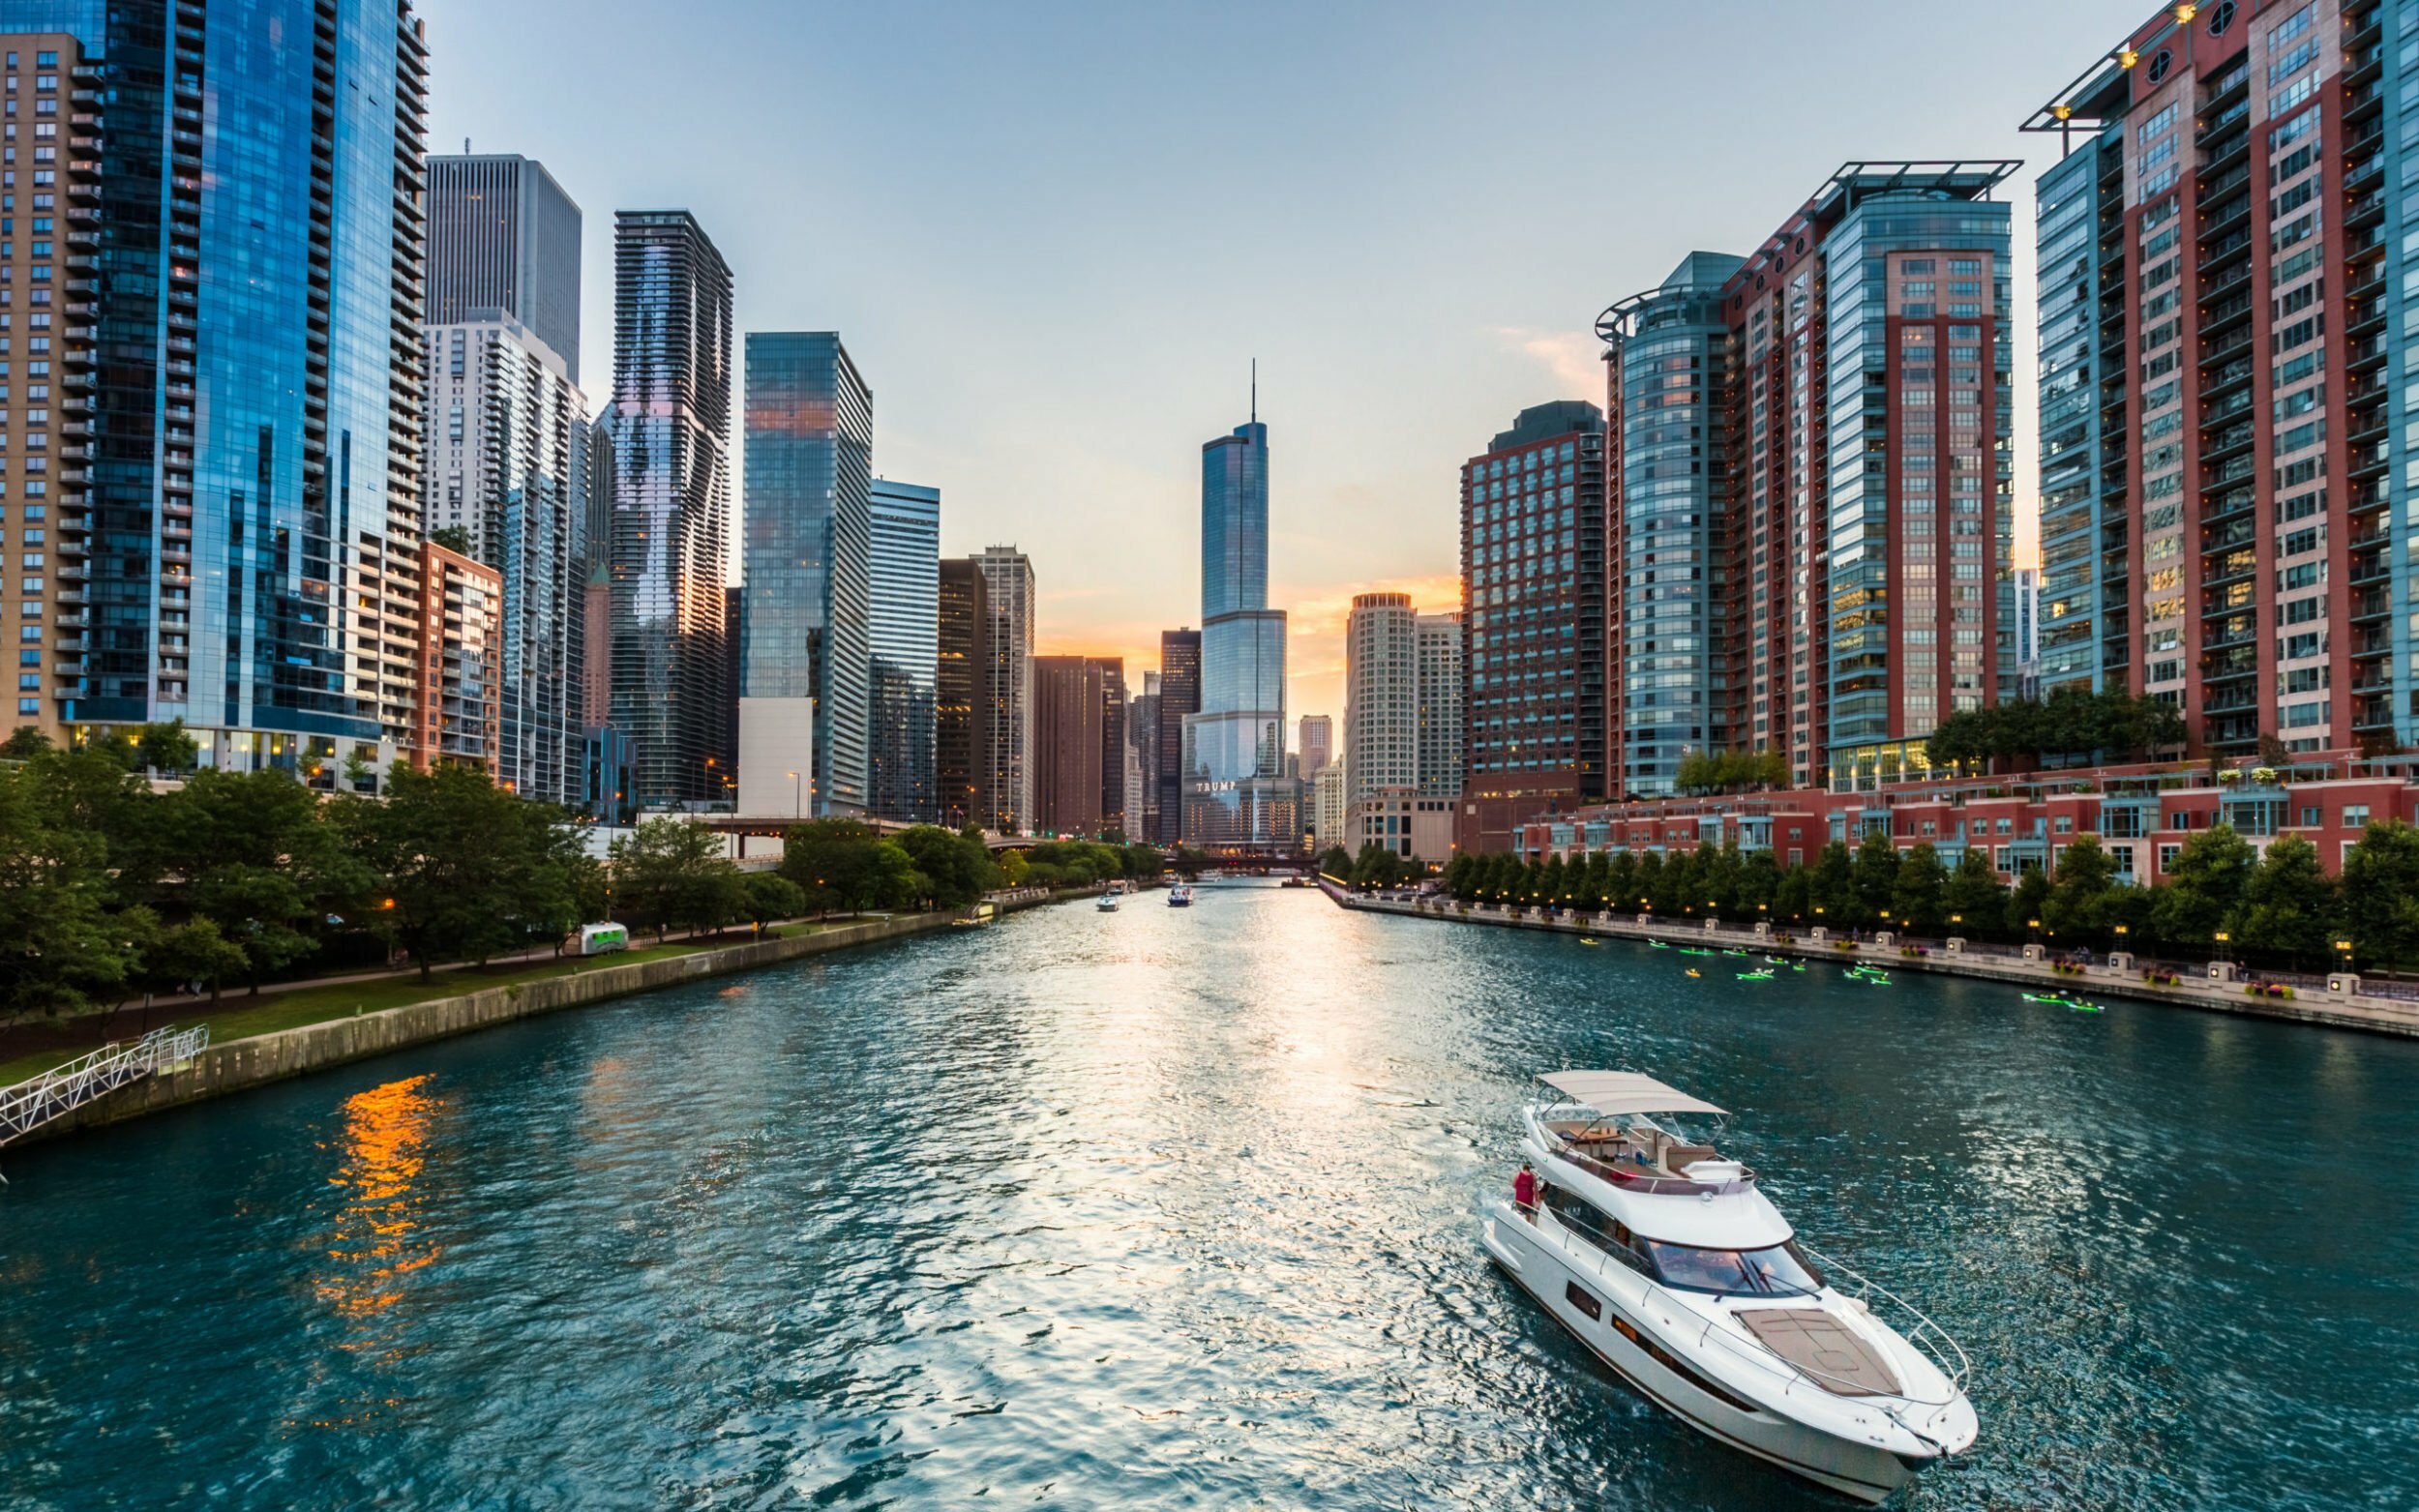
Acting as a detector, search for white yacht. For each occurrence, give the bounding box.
[1095,892,1120,912]
[1167,882,1194,907]
[1481,1071,1977,1503]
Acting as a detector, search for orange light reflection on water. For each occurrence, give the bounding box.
[312,1074,442,1349]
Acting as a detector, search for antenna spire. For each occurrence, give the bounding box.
[1251,358,1257,424]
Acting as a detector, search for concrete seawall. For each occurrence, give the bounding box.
[24,893,1071,1146]
[1323,885,2419,1039]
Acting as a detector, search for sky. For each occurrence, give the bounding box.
[420,0,2131,729]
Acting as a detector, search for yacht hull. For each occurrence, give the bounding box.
[1482,1207,1921,1505]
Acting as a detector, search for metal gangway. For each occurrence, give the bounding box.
[0,1024,210,1161]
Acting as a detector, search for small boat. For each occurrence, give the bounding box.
[1167,883,1194,907]
[1580,937,1601,947]
[1483,1072,1977,1502]
[1649,940,1669,950]
[1686,968,1702,978]
[1737,969,1774,982]
[1723,949,1749,958]
[1095,893,1120,912]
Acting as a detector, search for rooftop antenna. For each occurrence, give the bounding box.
[1251,358,1257,424]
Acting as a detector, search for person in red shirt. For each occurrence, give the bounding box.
[1513,1161,1538,1218]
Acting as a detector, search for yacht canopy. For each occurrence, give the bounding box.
[1538,1070,1727,1118]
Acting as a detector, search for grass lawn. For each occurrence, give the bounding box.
[0,928,819,1088]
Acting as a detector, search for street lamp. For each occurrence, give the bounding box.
[2337,936,2354,969]
[2214,929,2231,964]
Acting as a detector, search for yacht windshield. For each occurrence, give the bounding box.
[1643,1239,1826,1297]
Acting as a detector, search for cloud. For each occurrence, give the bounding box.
[1492,325,1603,401]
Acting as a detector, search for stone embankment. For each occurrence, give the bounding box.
[22,891,1075,1145]
[1322,883,2419,1039]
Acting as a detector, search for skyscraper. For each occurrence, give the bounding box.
[1298,715,1333,780]
[1128,671,1161,841]
[426,154,583,382]
[1596,163,2016,796]
[868,481,940,823]
[1099,660,1128,836]
[936,558,994,830]
[1599,254,1743,798]
[23,3,431,780]
[2026,4,2388,754]
[1032,654,1112,837]
[1155,628,1201,844]
[741,333,872,815]
[971,547,1036,832]
[1184,416,1296,846]
[422,316,586,803]
[1347,591,1464,857]
[1458,402,1607,851]
[609,211,734,810]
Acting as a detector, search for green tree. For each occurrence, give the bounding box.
[2006,868,2053,943]
[1538,853,1568,908]
[1774,865,1812,927]
[1890,842,1950,934]
[164,767,366,993]
[2150,823,2256,953]
[0,761,143,1020]
[147,916,252,1002]
[862,840,922,910]
[133,719,201,776]
[1941,847,2007,938]
[1605,849,1639,911]
[1,726,52,759]
[609,816,743,937]
[2340,819,2419,974]
[1809,841,1857,927]
[2042,834,2119,944]
[1579,851,1611,909]
[1737,848,1781,922]
[1853,834,1900,927]
[739,872,807,932]
[1321,845,1354,880]
[427,524,476,556]
[897,824,991,907]
[340,764,585,977]
[2234,833,2334,968]
[779,818,884,914]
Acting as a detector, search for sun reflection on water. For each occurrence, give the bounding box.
[312,1074,442,1350]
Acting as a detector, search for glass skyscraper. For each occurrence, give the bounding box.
[25,0,431,780]
[868,480,939,823]
[426,154,583,383]
[609,210,733,809]
[741,333,872,815]
[1183,418,1297,846]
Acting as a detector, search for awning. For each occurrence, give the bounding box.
[1538,1070,1727,1118]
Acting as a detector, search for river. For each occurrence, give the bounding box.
[1,883,2412,1509]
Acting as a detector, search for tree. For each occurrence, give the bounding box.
[1853,833,1900,926]
[163,767,366,993]
[607,816,742,937]
[341,764,586,978]
[0,761,142,1021]
[2006,868,2053,943]
[1,726,51,759]
[1579,851,1611,910]
[133,719,200,775]
[2150,823,2256,953]
[147,916,251,1002]
[2340,820,2419,974]
[779,818,886,914]
[1942,848,2008,938]
[1605,849,1639,911]
[1774,865,1812,926]
[862,841,921,911]
[2234,833,2334,968]
[1809,841,1857,926]
[738,872,807,933]
[2042,834,2119,944]
[427,524,476,556]
[1890,842,1950,934]
[1538,853,1568,908]
[1321,845,1353,880]
[896,824,993,908]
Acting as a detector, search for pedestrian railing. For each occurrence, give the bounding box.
[0,1024,209,1153]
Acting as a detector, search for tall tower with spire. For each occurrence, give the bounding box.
[1180,374,1298,847]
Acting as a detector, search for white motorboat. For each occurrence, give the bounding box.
[1167,883,1194,907]
[1095,892,1120,912]
[1480,1070,1976,1503]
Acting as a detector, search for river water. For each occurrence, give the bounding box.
[2,885,2413,1510]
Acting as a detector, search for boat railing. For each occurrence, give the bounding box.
[1524,1203,1968,1414]
[1791,1240,1973,1401]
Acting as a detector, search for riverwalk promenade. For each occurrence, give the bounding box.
[9,889,1073,1148]
[1321,882,2419,1039]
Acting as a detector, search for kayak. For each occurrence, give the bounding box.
[1737,969,1774,981]
[1685,968,1701,978]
